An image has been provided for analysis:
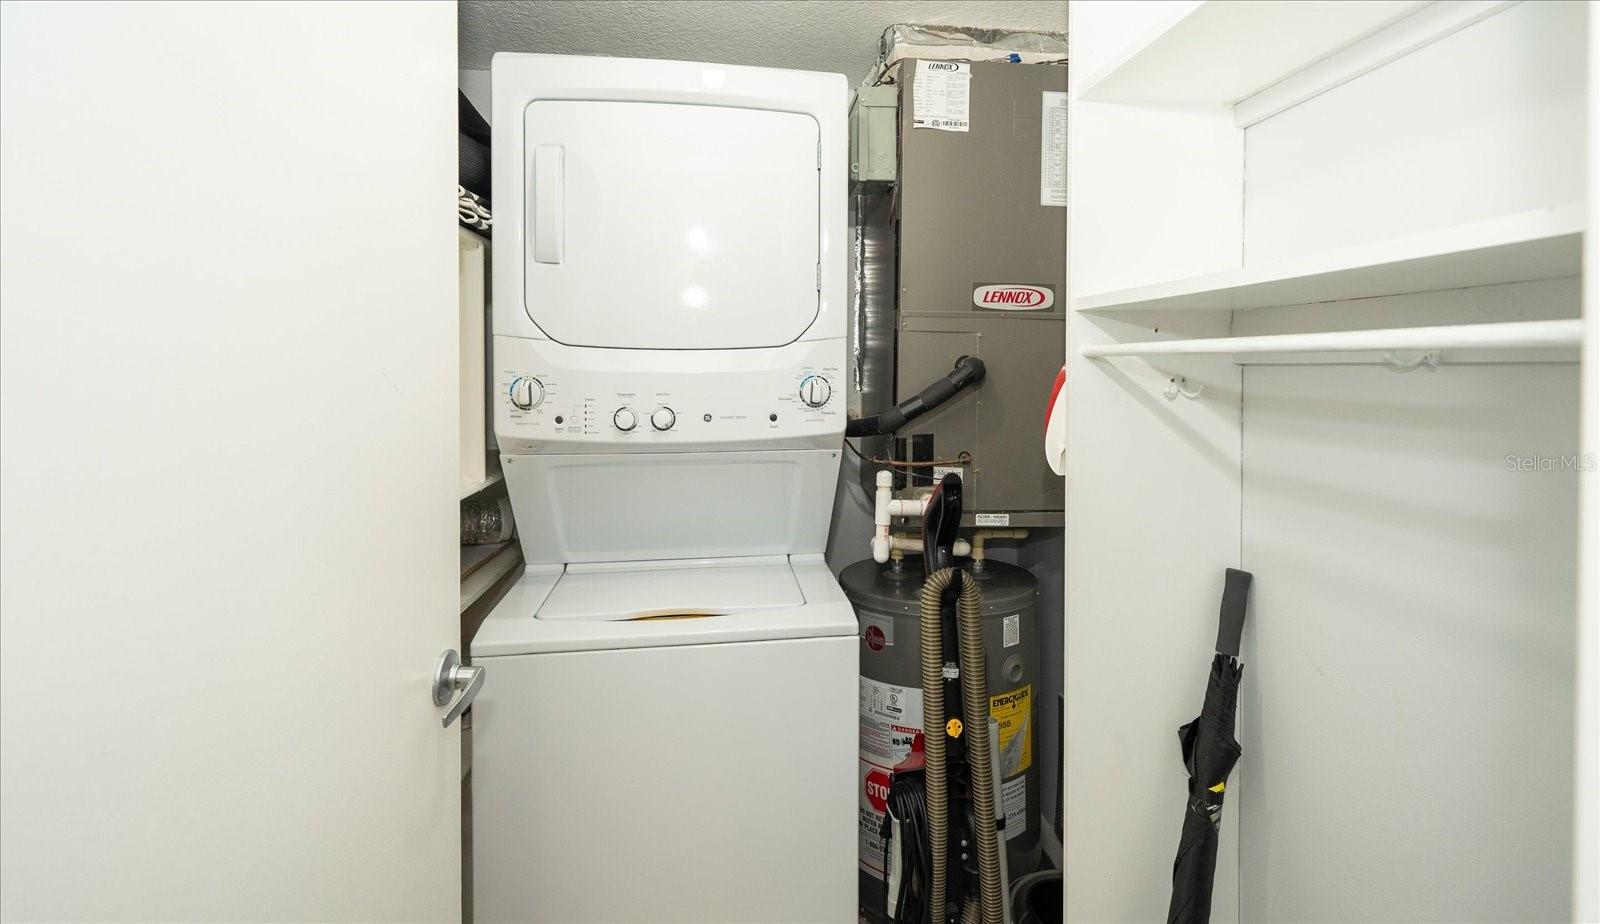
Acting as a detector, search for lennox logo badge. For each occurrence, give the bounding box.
[973,284,1054,311]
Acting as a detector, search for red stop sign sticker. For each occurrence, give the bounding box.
[864,625,886,651]
[865,768,892,813]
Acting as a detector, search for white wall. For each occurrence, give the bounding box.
[1067,2,1589,920]
[1233,281,1579,921]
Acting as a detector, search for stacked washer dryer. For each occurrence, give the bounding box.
[472,55,855,923]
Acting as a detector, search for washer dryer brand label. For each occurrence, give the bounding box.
[973,284,1055,311]
[859,677,925,878]
[912,60,970,132]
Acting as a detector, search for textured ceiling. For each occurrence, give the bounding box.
[459,1,1067,80]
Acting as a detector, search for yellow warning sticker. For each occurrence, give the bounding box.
[989,684,1032,775]
[946,717,964,738]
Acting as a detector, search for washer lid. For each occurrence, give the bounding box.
[522,100,820,350]
[470,554,858,655]
[537,556,803,622]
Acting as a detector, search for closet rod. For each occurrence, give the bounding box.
[1081,319,1584,359]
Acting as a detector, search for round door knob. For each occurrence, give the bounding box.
[613,407,637,432]
[800,375,832,408]
[651,407,676,431]
[509,376,544,410]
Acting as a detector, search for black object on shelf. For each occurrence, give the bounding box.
[459,90,491,201]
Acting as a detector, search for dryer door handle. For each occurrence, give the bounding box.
[530,144,564,264]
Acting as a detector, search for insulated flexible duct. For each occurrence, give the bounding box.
[846,356,987,437]
[919,567,956,923]
[957,573,1004,924]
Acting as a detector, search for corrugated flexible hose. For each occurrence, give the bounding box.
[919,567,955,924]
[921,568,1004,924]
[957,571,1005,924]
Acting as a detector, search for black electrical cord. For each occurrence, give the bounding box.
[886,776,931,924]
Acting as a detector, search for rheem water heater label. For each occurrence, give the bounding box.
[859,677,925,878]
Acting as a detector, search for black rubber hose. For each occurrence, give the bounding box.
[846,356,986,437]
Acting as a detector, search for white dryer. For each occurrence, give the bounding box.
[474,55,855,923]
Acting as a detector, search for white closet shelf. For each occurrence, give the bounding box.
[1072,206,1584,314]
[1077,0,1429,105]
[1081,318,1583,360]
[461,543,521,614]
[460,470,503,500]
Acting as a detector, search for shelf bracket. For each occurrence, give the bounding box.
[1163,376,1205,401]
[1383,350,1441,373]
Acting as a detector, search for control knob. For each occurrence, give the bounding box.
[509,376,544,410]
[613,407,637,432]
[651,407,676,431]
[800,375,832,408]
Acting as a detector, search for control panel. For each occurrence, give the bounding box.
[494,336,843,454]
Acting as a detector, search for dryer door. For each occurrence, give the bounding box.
[523,100,820,350]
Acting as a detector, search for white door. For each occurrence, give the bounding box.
[0,3,461,921]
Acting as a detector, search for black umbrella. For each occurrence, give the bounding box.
[1167,568,1253,924]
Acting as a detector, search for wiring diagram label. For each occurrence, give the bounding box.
[1040,90,1068,206]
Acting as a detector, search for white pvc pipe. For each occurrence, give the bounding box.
[888,497,931,517]
[872,470,893,563]
[874,472,939,562]
[889,535,972,556]
[1080,319,1584,359]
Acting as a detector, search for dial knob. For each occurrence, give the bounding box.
[613,407,637,432]
[509,376,544,410]
[800,375,832,408]
[651,407,676,431]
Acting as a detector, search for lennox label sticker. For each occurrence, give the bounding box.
[973,284,1055,311]
[912,60,970,132]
